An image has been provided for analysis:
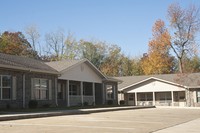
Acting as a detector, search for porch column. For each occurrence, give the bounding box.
[66,80,70,107]
[135,92,138,106]
[81,81,83,106]
[153,92,155,106]
[93,83,95,106]
[171,91,174,106]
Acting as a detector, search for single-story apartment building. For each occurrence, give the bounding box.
[0,53,118,109]
[115,73,200,107]
[46,59,119,107]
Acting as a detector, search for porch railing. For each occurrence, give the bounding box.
[137,101,153,106]
[155,100,172,106]
[69,95,94,106]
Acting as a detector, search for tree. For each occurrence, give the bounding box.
[25,25,41,56]
[0,31,37,57]
[141,20,174,75]
[64,32,81,59]
[100,45,123,76]
[182,55,200,73]
[45,29,65,61]
[80,40,106,69]
[168,3,200,73]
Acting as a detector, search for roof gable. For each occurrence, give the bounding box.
[46,59,107,79]
[125,78,185,93]
[115,73,200,91]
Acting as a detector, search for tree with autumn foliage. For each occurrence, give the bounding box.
[0,31,38,58]
[141,20,174,75]
[100,45,123,76]
[167,3,200,73]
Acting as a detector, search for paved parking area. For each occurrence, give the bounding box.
[0,108,200,133]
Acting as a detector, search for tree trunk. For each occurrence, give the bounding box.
[178,58,183,73]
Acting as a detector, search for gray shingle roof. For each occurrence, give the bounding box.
[45,59,84,72]
[114,73,200,90]
[0,53,58,74]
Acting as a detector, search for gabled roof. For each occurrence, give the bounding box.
[46,58,108,79]
[114,73,200,91]
[0,53,58,75]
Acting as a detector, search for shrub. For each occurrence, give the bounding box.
[107,100,113,105]
[6,103,10,109]
[42,104,51,108]
[119,100,125,105]
[28,100,38,109]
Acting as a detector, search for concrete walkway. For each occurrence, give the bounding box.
[154,118,200,133]
[0,106,154,121]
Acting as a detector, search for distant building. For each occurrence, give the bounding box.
[115,73,200,107]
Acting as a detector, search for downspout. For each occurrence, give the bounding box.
[22,74,25,108]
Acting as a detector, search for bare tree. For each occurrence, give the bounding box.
[45,29,66,61]
[25,25,41,55]
[168,3,200,73]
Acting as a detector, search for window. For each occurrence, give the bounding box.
[34,79,48,100]
[197,91,200,103]
[0,75,12,100]
[69,84,80,95]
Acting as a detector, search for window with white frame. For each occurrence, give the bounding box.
[34,78,48,100]
[0,75,12,100]
[197,91,200,103]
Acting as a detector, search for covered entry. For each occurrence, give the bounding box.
[124,78,186,107]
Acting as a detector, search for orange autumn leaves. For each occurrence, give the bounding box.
[141,20,174,75]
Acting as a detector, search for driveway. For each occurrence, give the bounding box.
[0,108,200,133]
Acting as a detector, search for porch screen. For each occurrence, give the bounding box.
[197,91,200,103]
